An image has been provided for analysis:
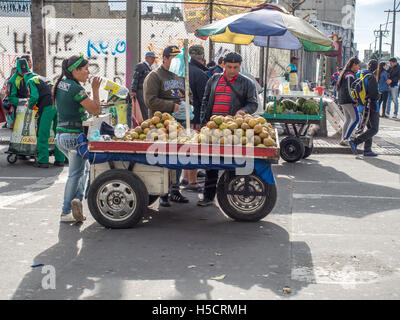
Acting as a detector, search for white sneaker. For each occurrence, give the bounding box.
[71,199,86,222]
[339,140,349,146]
[60,213,77,222]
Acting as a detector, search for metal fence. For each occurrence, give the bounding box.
[0,0,290,90]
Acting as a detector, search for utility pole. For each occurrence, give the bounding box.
[126,0,140,87]
[374,23,390,61]
[385,0,400,57]
[30,0,46,75]
[209,0,214,62]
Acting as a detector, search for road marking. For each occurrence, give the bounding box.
[293,193,400,200]
[0,177,43,180]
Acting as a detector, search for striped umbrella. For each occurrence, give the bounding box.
[196,5,333,52]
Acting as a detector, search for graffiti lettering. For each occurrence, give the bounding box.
[87,39,127,58]
[14,32,28,53]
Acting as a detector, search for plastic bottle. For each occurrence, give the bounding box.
[98,77,129,98]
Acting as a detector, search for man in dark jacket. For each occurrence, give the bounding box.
[189,45,209,126]
[349,59,380,157]
[197,52,258,207]
[131,52,156,120]
[386,57,400,118]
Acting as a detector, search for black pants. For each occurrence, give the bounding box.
[379,91,389,116]
[354,107,380,152]
[204,170,219,200]
[136,89,148,120]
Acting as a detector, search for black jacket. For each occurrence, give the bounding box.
[388,64,400,86]
[200,73,258,124]
[189,59,209,124]
[337,71,356,105]
[131,62,152,93]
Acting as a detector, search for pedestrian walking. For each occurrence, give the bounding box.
[53,54,102,222]
[336,56,361,146]
[130,52,156,120]
[26,74,66,168]
[198,52,258,207]
[386,57,400,119]
[143,45,189,207]
[377,62,389,117]
[349,59,380,157]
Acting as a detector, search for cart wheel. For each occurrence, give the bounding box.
[280,137,305,163]
[303,144,314,159]
[148,195,159,206]
[88,169,149,229]
[216,172,277,222]
[7,154,17,164]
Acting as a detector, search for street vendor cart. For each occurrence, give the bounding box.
[78,116,280,229]
[263,92,324,163]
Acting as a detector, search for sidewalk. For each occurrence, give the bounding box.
[1,118,400,155]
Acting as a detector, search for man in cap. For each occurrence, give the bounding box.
[143,45,189,207]
[198,52,258,207]
[131,51,157,120]
[386,57,400,118]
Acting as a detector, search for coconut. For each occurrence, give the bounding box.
[254,135,262,146]
[132,132,139,140]
[139,134,146,140]
[214,116,223,125]
[232,135,241,145]
[213,129,222,137]
[162,113,170,121]
[207,121,218,129]
[257,144,266,147]
[223,129,232,137]
[228,122,239,131]
[245,129,254,139]
[254,124,263,134]
[134,127,143,134]
[249,119,258,128]
[156,123,164,129]
[264,137,277,147]
[241,137,248,145]
[154,111,162,118]
[151,116,160,124]
[241,123,250,131]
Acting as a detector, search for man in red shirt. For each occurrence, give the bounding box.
[198,52,258,207]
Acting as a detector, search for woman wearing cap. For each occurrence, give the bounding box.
[53,54,102,222]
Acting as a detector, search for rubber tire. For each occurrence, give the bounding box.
[88,169,149,229]
[303,144,314,159]
[216,172,277,222]
[148,195,159,206]
[280,136,305,163]
[7,154,17,164]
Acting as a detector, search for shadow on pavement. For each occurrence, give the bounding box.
[11,205,313,300]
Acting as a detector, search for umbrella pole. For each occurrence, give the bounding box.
[184,39,190,134]
[263,36,271,111]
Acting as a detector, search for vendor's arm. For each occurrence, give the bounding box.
[238,79,258,115]
[27,80,39,109]
[143,72,178,113]
[6,75,19,106]
[79,77,101,115]
[200,77,213,124]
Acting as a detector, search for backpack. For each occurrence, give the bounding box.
[350,71,373,105]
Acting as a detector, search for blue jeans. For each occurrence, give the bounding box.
[387,85,399,116]
[55,133,89,214]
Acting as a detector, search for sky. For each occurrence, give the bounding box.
[109,0,400,60]
[354,0,399,59]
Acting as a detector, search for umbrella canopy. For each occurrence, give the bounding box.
[196,7,334,52]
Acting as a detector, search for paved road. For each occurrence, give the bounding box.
[1,137,399,299]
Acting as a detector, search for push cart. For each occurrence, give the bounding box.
[263,93,324,163]
[5,99,55,165]
[78,117,280,229]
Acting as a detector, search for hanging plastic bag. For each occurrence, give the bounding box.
[169,48,190,77]
[172,101,194,121]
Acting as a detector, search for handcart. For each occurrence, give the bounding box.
[263,92,324,163]
[78,117,280,229]
[5,99,55,164]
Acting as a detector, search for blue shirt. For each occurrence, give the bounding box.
[378,70,389,92]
